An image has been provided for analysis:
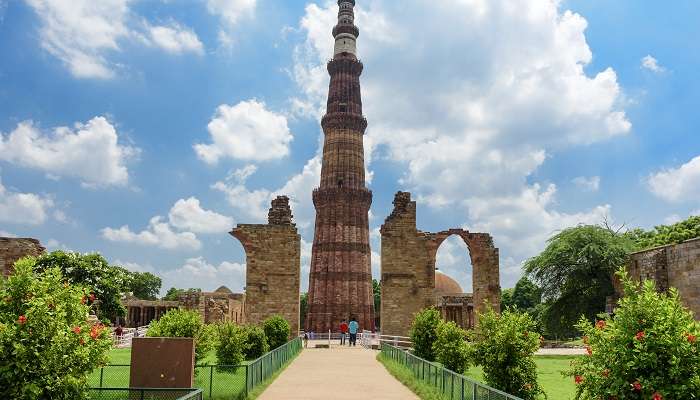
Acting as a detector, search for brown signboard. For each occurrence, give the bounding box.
[130,337,195,388]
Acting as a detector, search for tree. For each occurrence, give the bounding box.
[511,276,542,310]
[472,308,545,400]
[215,322,246,371]
[163,287,201,301]
[127,272,161,300]
[410,308,441,361]
[524,225,634,337]
[263,315,290,350]
[146,309,214,365]
[0,258,111,400]
[299,292,308,327]
[373,279,381,328]
[31,251,131,322]
[500,288,514,311]
[241,325,269,360]
[567,269,700,399]
[433,320,470,373]
[624,215,700,250]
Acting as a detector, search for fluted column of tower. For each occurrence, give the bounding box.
[306,0,375,333]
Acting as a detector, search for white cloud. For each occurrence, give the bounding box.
[663,214,681,225]
[641,55,665,73]
[293,1,629,286]
[25,0,132,79]
[0,117,139,187]
[0,175,54,225]
[572,176,600,192]
[435,236,473,292]
[162,257,246,293]
[168,197,233,234]
[0,230,17,237]
[101,216,201,251]
[206,0,256,27]
[146,22,204,55]
[648,155,700,203]
[195,100,293,164]
[115,260,156,273]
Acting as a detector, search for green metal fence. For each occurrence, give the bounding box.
[381,343,522,400]
[90,337,302,400]
[89,388,203,400]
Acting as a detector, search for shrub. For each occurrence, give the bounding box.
[567,269,700,399]
[147,309,214,365]
[433,320,470,373]
[410,308,441,361]
[215,322,246,371]
[472,307,545,400]
[263,315,291,350]
[241,325,269,360]
[0,258,111,400]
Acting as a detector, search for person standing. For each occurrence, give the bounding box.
[339,319,349,345]
[348,317,359,346]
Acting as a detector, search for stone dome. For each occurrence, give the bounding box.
[435,271,463,295]
[214,285,233,294]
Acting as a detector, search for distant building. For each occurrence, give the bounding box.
[435,271,475,329]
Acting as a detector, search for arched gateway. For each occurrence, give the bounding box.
[380,192,501,336]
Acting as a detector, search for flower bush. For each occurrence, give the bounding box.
[263,315,291,350]
[410,308,442,361]
[433,320,470,373]
[472,307,545,400]
[241,325,269,360]
[0,258,111,400]
[215,322,246,371]
[146,309,214,365]
[567,269,700,399]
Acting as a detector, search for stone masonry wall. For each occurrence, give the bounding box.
[230,196,301,337]
[627,238,700,319]
[380,192,501,336]
[1,237,45,277]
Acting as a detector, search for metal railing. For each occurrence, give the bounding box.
[90,337,302,399]
[88,387,203,400]
[381,343,522,400]
[360,330,413,349]
[112,326,149,348]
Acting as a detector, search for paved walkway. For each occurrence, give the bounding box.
[257,342,419,400]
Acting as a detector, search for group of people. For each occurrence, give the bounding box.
[302,317,360,348]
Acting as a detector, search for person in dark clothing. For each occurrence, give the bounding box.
[348,317,359,346]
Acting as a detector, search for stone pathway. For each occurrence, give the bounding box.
[257,342,419,400]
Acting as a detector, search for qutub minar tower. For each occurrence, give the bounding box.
[306,0,375,333]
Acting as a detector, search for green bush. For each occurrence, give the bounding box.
[263,315,291,350]
[0,258,111,400]
[242,325,269,360]
[433,320,470,373]
[146,309,214,365]
[472,308,545,400]
[410,308,441,361]
[567,269,700,399]
[215,322,246,371]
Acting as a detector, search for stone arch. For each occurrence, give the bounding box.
[380,192,501,336]
[229,196,301,337]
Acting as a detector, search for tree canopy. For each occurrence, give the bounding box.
[524,225,634,337]
[624,215,700,250]
[162,287,201,301]
[127,272,161,300]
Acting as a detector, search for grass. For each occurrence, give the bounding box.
[379,352,580,400]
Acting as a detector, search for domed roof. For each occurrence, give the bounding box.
[214,285,233,294]
[435,271,463,295]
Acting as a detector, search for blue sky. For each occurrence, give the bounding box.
[1,0,698,295]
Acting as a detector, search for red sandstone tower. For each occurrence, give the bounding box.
[306,0,374,333]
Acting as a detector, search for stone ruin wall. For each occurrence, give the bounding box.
[1,237,45,277]
[626,238,700,319]
[178,292,246,325]
[230,196,301,337]
[380,192,501,336]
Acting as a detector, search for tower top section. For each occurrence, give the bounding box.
[333,0,359,57]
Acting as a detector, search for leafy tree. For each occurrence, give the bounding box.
[215,322,246,371]
[624,215,700,250]
[568,269,700,399]
[433,320,470,373]
[163,287,201,301]
[500,288,514,311]
[299,292,308,327]
[0,258,111,400]
[525,225,634,337]
[263,315,290,350]
[31,251,131,322]
[472,308,545,400]
[373,279,381,328]
[127,272,161,300]
[410,308,441,361]
[241,325,269,360]
[511,276,542,310]
[146,309,214,365]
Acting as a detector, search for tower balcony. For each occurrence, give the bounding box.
[333,24,359,38]
[321,112,368,133]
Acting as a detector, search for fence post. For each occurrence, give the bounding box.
[209,365,213,400]
[99,367,104,388]
[472,382,477,400]
[245,364,249,397]
[461,376,464,400]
